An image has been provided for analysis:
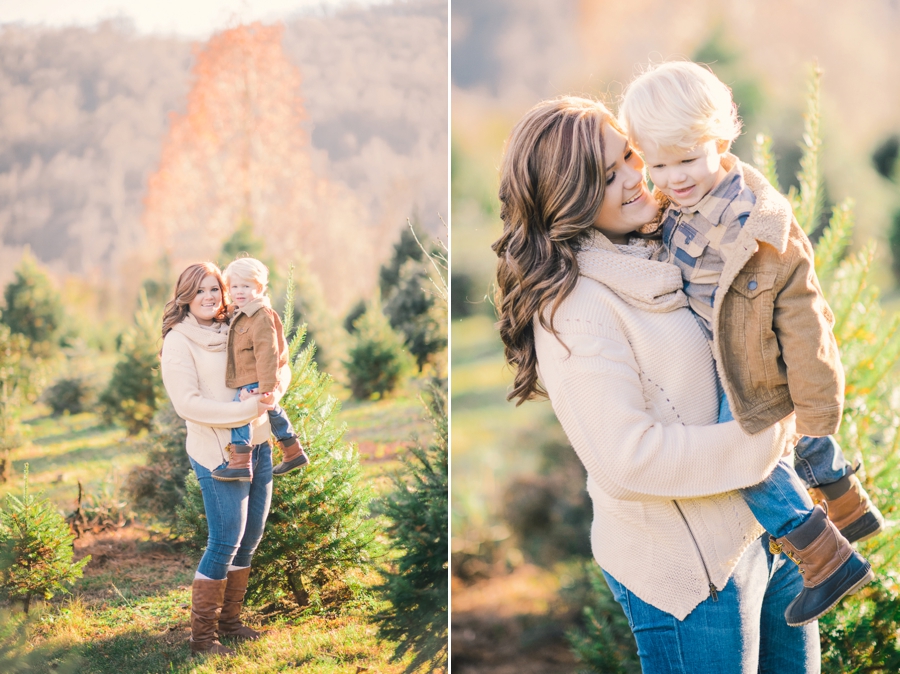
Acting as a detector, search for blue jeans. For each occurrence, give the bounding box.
[189,442,273,579]
[603,536,821,673]
[231,382,296,447]
[720,394,816,538]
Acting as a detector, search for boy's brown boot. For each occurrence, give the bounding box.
[212,445,253,482]
[773,504,874,627]
[190,578,235,656]
[272,437,309,476]
[219,566,262,641]
[810,470,885,544]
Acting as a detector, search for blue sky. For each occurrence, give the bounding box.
[0,0,385,38]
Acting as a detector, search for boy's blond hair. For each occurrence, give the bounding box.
[224,257,269,289]
[619,60,742,152]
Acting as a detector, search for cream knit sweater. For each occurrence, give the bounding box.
[160,313,291,470]
[534,232,797,619]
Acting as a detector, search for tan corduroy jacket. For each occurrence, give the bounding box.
[711,157,844,436]
[225,297,289,394]
[534,233,797,619]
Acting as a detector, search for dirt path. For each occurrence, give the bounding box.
[451,565,581,673]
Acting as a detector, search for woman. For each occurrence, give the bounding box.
[160,262,290,656]
[492,97,820,672]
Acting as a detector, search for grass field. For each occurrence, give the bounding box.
[0,388,437,673]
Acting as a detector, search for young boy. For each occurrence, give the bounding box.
[211,257,309,482]
[618,60,884,626]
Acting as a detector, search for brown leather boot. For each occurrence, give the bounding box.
[212,444,253,482]
[773,505,874,627]
[190,578,235,656]
[219,566,262,641]
[810,471,885,544]
[272,437,309,476]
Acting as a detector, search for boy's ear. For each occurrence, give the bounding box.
[716,138,731,154]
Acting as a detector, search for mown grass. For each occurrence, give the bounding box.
[0,389,435,673]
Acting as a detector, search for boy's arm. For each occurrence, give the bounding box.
[250,310,282,394]
[773,222,845,436]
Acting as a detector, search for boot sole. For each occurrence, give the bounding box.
[272,454,310,476]
[211,474,252,482]
[841,511,885,544]
[785,565,874,627]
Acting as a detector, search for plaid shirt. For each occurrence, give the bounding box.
[660,158,756,339]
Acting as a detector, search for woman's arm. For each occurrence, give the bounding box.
[161,334,260,428]
[541,332,795,503]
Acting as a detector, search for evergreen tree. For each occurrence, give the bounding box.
[374,385,448,672]
[0,466,90,613]
[1,252,66,355]
[379,222,427,298]
[345,294,413,400]
[176,271,380,608]
[99,291,164,434]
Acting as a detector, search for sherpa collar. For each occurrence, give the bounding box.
[232,296,271,320]
[724,154,793,254]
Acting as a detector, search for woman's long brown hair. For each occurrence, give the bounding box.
[492,96,616,404]
[160,262,229,344]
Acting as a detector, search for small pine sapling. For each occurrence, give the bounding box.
[0,465,90,613]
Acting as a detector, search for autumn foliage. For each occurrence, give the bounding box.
[143,23,382,312]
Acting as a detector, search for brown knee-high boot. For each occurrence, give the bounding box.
[218,567,262,641]
[190,578,235,656]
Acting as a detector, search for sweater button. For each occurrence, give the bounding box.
[747,280,758,291]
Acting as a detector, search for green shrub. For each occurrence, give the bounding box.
[99,292,163,434]
[42,376,95,416]
[374,385,448,672]
[345,295,412,400]
[0,466,90,613]
[567,564,640,674]
[1,252,66,354]
[124,402,190,522]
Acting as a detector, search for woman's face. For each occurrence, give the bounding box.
[592,123,658,244]
[188,274,223,326]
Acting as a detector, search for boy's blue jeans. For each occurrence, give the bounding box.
[190,443,273,580]
[603,535,820,673]
[720,394,851,538]
[231,382,296,447]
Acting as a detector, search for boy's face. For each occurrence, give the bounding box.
[228,274,265,308]
[641,139,729,209]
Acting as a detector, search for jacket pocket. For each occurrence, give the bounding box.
[728,270,785,390]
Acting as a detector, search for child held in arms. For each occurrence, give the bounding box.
[618,60,883,626]
[212,257,309,482]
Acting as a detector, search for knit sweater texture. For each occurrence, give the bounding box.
[534,231,797,619]
[160,313,291,470]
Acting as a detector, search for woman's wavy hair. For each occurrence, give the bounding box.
[492,96,618,404]
[161,262,229,342]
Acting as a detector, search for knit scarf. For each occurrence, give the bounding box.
[170,313,229,352]
[577,231,687,313]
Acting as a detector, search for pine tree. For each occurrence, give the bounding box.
[1,251,66,355]
[345,294,413,400]
[0,466,90,613]
[374,385,448,672]
[99,291,164,434]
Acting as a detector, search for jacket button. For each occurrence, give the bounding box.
[748,280,758,291]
